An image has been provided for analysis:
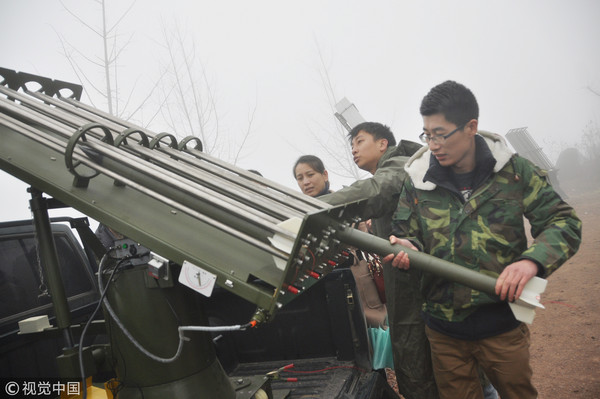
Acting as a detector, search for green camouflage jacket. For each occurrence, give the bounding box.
[392,131,582,322]
[320,140,421,238]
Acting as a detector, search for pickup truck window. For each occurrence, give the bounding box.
[0,227,94,321]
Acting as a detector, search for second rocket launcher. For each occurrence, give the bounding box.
[335,225,547,324]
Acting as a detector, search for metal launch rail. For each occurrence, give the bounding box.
[0,67,373,320]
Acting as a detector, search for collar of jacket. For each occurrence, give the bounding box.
[376,140,423,170]
[404,130,514,191]
[315,181,331,197]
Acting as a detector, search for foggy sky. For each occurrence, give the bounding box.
[1,0,599,222]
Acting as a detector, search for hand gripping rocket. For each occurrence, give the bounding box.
[336,227,547,324]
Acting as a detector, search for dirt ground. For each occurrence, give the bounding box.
[529,188,600,398]
[387,188,600,398]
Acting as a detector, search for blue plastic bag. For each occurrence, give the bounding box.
[368,326,394,370]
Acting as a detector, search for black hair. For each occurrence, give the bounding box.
[347,122,397,147]
[293,155,326,177]
[420,80,479,126]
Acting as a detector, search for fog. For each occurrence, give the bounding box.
[1,0,599,222]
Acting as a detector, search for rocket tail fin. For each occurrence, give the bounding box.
[268,217,302,270]
[508,276,548,324]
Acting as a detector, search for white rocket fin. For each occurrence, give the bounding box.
[268,217,302,270]
[508,276,548,324]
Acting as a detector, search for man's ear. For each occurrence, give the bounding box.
[466,119,478,137]
[378,138,388,151]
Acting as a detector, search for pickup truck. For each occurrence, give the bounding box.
[0,216,103,378]
[0,213,399,399]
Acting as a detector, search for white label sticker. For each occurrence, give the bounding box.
[178,260,217,297]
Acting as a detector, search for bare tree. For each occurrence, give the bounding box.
[57,0,162,122]
[582,86,600,161]
[232,102,258,165]
[310,40,364,181]
[56,2,255,164]
[153,22,257,164]
[155,24,220,153]
[581,120,600,160]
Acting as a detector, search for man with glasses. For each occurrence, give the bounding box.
[384,80,582,398]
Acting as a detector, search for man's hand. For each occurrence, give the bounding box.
[357,221,369,233]
[495,259,539,302]
[365,219,373,234]
[382,235,418,270]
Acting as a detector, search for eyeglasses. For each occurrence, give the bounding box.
[419,124,466,145]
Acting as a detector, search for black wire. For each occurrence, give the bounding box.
[78,249,132,399]
[105,308,127,396]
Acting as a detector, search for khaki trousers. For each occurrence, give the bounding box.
[425,323,538,399]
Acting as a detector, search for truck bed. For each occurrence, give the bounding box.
[231,357,395,399]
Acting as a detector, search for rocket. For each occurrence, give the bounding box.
[270,215,547,325]
[336,226,547,324]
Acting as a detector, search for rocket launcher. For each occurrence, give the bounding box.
[0,68,369,320]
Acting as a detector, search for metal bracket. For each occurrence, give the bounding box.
[65,123,114,188]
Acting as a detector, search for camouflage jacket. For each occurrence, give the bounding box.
[391,131,582,322]
[320,140,421,238]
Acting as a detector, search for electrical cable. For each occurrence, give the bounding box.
[78,249,124,399]
[97,255,185,364]
[179,324,252,333]
[78,249,256,399]
[97,258,254,363]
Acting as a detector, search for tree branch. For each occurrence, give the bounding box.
[588,85,600,97]
[233,102,257,165]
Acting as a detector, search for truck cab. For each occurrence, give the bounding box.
[0,217,102,378]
